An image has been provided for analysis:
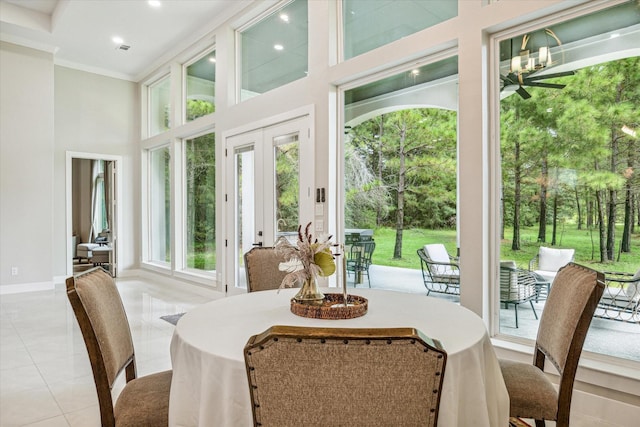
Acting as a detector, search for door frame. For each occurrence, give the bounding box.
[65,151,123,277]
[221,106,315,295]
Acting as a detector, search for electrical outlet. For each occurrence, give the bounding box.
[11,267,18,276]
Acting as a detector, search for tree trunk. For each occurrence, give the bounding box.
[393,120,406,259]
[575,185,582,230]
[511,139,521,250]
[621,145,634,253]
[376,116,385,227]
[606,129,618,260]
[551,192,558,246]
[537,157,548,242]
[596,189,608,262]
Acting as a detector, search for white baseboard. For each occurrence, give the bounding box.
[0,281,55,295]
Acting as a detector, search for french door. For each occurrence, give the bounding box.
[225,116,313,295]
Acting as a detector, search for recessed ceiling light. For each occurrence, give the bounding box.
[148,0,161,8]
[411,69,420,76]
[112,36,124,44]
[280,13,289,22]
[274,44,284,51]
[208,57,216,63]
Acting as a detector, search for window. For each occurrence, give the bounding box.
[184,132,216,272]
[342,0,457,60]
[497,1,639,361]
[149,146,171,265]
[342,57,458,288]
[149,75,171,136]
[186,50,216,122]
[238,0,308,101]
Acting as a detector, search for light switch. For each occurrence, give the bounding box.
[315,203,323,215]
[315,220,324,231]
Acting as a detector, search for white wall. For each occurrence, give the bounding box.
[54,66,139,276]
[0,42,54,291]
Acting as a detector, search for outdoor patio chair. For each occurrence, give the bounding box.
[346,240,375,287]
[417,244,460,296]
[499,263,605,427]
[595,269,640,323]
[244,246,292,292]
[244,325,447,427]
[500,261,539,328]
[66,267,172,427]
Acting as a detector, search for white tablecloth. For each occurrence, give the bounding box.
[169,288,508,427]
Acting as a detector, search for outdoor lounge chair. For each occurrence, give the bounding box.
[500,261,539,328]
[417,244,460,296]
[529,246,575,300]
[595,269,640,323]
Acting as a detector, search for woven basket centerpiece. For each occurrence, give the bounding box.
[290,293,368,319]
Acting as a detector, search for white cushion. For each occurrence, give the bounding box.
[537,247,575,272]
[424,244,455,275]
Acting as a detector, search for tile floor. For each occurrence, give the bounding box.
[0,275,218,427]
[1,271,635,426]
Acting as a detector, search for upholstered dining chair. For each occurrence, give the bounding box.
[499,263,605,427]
[66,267,172,427]
[244,325,447,427]
[244,246,292,292]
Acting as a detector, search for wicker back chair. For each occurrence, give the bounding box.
[244,246,293,292]
[66,267,172,427]
[500,261,539,328]
[244,325,447,427]
[499,263,605,427]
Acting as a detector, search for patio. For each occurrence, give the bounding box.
[349,264,640,363]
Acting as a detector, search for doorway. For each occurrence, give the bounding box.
[224,115,313,295]
[66,152,121,277]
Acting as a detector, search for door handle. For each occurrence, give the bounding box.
[252,242,263,247]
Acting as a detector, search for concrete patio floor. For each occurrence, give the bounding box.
[349,264,640,362]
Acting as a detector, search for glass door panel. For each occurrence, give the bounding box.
[234,145,255,290]
[274,135,300,243]
[225,116,311,295]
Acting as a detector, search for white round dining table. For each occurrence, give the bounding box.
[169,288,509,427]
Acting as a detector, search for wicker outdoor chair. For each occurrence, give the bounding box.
[500,261,539,328]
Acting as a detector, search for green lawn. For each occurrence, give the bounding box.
[369,226,640,274]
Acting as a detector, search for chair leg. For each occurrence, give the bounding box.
[535,419,546,427]
[514,304,519,328]
[366,269,371,288]
[530,301,538,319]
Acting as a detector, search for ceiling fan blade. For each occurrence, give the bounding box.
[500,74,518,85]
[525,82,567,89]
[516,86,531,99]
[525,70,576,81]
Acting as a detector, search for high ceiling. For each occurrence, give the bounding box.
[0,0,250,81]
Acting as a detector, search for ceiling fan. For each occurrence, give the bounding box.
[501,29,575,99]
[500,70,575,99]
